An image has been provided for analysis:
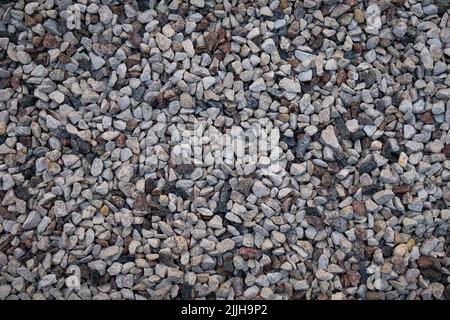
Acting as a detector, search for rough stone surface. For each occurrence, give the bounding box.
[0,0,448,302]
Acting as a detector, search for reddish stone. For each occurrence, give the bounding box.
[116,133,126,148]
[238,247,261,260]
[96,239,109,247]
[353,200,366,216]
[417,256,432,268]
[66,44,77,57]
[10,77,20,89]
[217,27,227,44]
[319,72,331,86]
[205,31,218,52]
[418,111,434,124]
[111,5,124,16]
[218,42,231,54]
[128,33,142,47]
[196,17,209,32]
[288,58,299,68]
[133,193,148,211]
[353,43,363,54]
[336,70,347,86]
[127,119,139,131]
[393,184,410,194]
[305,215,324,230]
[288,21,300,39]
[43,33,60,49]
[342,270,361,287]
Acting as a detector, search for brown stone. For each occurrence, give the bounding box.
[353,200,366,216]
[319,72,331,86]
[196,17,210,32]
[217,27,227,44]
[417,256,432,268]
[353,43,363,54]
[278,113,290,122]
[281,197,293,212]
[353,8,365,23]
[36,53,49,65]
[43,33,60,49]
[10,77,20,90]
[289,104,299,113]
[321,171,334,188]
[100,205,109,217]
[310,36,323,50]
[393,184,410,194]
[59,53,70,64]
[32,36,43,46]
[288,21,300,39]
[205,31,218,52]
[342,270,361,287]
[175,164,195,175]
[133,193,149,211]
[238,247,261,260]
[24,15,36,27]
[128,33,142,47]
[279,0,289,9]
[288,59,299,69]
[305,215,324,230]
[66,44,77,57]
[116,133,126,148]
[336,70,347,86]
[127,119,139,131]
[218,42,231,54]
[96,239,109,247]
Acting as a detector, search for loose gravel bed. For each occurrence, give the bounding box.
[0,0,450,300]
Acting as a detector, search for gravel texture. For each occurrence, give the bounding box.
[0,0,450,300]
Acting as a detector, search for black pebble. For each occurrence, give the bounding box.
[350,130,365,141]
[117,255,135,263]
[15,186,29,200]
[282,135,296,147]
[330,217,347,232]
[335,117,350,139]
[420,268,442,282]
[89,269,100,286]
[358,160,377,174]
[181,283,193,299]
[247,98,258,109]
[223,257,235,273]
[305,207,320,216]
[145,178,156,194]
[216,182,231,214]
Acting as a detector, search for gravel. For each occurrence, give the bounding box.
[0,0,449,301]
